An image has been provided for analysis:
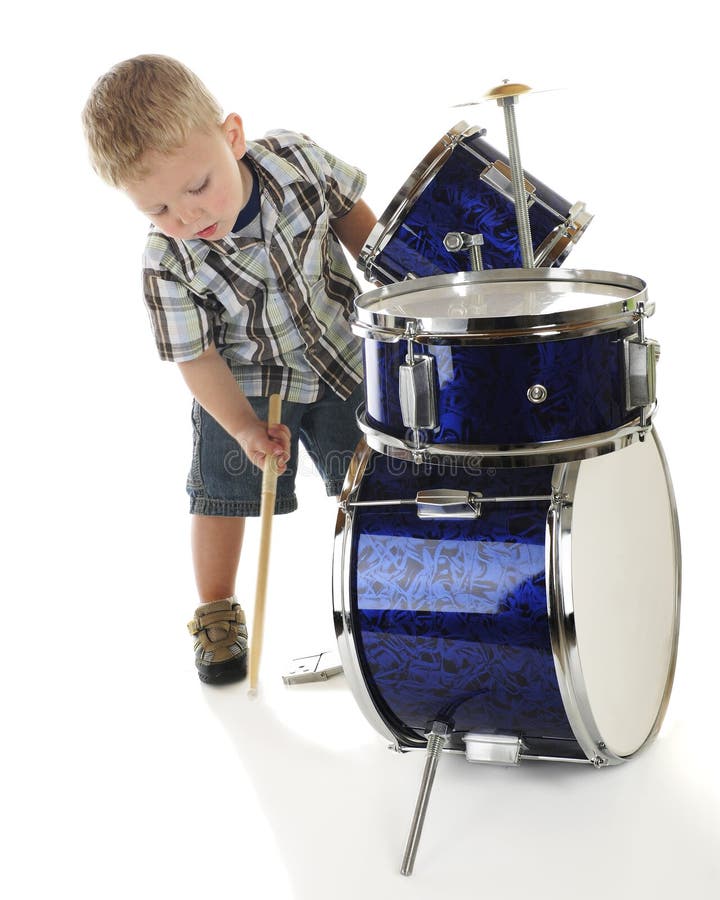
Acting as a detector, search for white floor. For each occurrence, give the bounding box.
[5,463,719,900]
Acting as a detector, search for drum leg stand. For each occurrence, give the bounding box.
[400,719,452,876]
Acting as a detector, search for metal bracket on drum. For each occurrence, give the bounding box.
[416,489,480,519]
[480,160,536,209]
[463,733,527,766]
[342,489,481,519]
[624,300,660,434]
[443,230,485,271]
[625,338,659,410]
[345,488,553,520]
[399,322,439,451]
[534,202,593,267]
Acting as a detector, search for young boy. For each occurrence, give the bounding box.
[82,55,376,685]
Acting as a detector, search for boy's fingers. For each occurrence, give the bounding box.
[268,424,291,457]
[267,437,289,470]
[254,450,286,473]
[268,423,290,440]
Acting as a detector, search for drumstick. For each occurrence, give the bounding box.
[248,393,282,695]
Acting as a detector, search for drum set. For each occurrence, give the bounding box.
[331,83,681,874]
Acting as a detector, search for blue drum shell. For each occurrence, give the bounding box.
[363,327,637,446]
[370,130,575,282]
[350,455,575,740]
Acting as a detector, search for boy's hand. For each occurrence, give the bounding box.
[235,420,291,474]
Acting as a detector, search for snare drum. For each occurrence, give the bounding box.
[353,269,659,465]
[359,122,592,284]
[333,434,680,765]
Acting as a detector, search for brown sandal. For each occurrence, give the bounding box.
[187,598,248,684]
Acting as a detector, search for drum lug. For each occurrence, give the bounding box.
[566,201,593,237]
[624,336,659,408]
[416,489,481,519]
[480,159,536,208]
[399,324,439,442]
[463,733,527,766]
[627,300,658,435]
[533,202,593,266]
[624,301,659,415]
[399,355,438,430]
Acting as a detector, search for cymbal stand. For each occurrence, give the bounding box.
[492,82,535,268]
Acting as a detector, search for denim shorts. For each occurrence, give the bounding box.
[187,382,364,516]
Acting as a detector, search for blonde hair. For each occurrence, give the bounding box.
[82,54,223,187]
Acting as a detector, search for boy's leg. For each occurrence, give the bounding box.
[187,514,248,684]
[297,382,365,496]
[191,514,245,601]
[185,397,300,684]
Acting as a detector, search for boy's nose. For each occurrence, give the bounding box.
[177,203,202,226]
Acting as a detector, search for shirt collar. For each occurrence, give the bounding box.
[185,139,307,258]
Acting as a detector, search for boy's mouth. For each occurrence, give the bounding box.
[196,223,218,239]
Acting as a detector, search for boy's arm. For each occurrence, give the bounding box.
[330,199,377,260]
[177,345,289,472]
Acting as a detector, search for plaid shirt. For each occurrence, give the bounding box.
[142,130,366,402]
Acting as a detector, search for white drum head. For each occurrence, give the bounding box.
[555,432,680,760]
[361,278,636,320]
[353,269,650,341]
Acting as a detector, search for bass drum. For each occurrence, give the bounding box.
[333,432,680,766]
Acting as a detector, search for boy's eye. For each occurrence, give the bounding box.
[189,177,209,195]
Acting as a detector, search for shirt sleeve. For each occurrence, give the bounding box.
[257,130,367,220]
[289,133,366,220]
[142,266,213,363]
[314,143,367,219]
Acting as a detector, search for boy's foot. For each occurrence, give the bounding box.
[187,598,248,684]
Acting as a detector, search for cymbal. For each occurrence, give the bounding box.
[486,81,532,100]
[452,82,563,108]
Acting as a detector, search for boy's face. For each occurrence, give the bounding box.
[125,114,250,241]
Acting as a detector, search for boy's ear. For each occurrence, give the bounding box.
[222,113,246,159]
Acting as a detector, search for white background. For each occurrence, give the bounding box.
[2,2,718,897]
